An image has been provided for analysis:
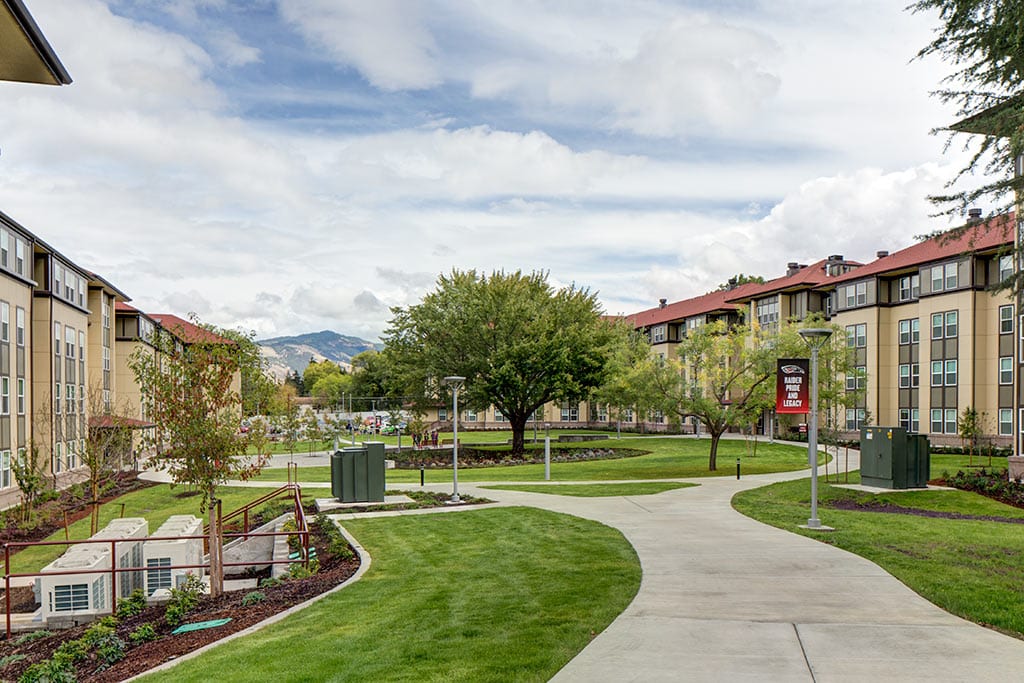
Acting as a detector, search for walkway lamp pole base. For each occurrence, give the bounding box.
[443,376,465,504]
[798,328,834,531]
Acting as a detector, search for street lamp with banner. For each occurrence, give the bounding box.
[796,328,833,530]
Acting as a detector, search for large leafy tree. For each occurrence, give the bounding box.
[205,326,278,416]
[384,270,626,455]
[130,318,269,596]
[912,0,1024,284]
[349,350,395,412]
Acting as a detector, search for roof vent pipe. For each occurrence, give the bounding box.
[876,250,889,259]
[968,207,983,223]
[659,298,667,308]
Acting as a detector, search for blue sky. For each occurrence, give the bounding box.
[0,1,977,341]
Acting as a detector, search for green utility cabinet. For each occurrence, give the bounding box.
[330,441,386,502]
[859,427,930,489]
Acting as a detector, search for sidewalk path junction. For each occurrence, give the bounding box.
[143,444,1024,681]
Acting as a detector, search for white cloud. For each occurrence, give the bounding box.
[277,0,440,90]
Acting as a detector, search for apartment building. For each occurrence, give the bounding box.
[0,211,239,510]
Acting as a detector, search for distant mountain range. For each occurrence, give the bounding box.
[258,330,382,380]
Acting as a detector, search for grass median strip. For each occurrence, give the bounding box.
[255,437,815,484]
[141,507,641,682]
[732,472,1024,637]
[481,482,696,497]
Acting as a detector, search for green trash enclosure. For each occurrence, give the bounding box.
[330,441,386,502]
[859,427,930,489]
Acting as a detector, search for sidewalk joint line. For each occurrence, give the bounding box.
[792,623,816,682]
[622,497,653,513]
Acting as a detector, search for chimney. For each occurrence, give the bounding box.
[968,208,983,223]
[828,254,843,262]
[876,250,889,259]
[727,276,738,289]
[786,261,800,276]
[659,298,667,309]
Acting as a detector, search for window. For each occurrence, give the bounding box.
[898,364,910,388]
[54,322,61,355]
[1,302,8,343]
[652,409,664,424]
[103,389,110,412]
[53,584,89,612]
[1001,305,1014,334]
[66,440,75,470]
[437,408,447,421]
[846,323,866,348]
[147,558,172,595]
[53,442,62,473]
[1000,357,1013,385]
[931,265,943,292]
[911,408,920,433]
[945,408,957,434]
[54,264,61,296]
[79,330,85,362]
[930,409,943,433]
[856,282,867,305]
[945,359,958,386]
[911,318,920,343]
[856,324,866,348]
[16,307,24,346]
[931,313,943,340]
[651,325,666,343]
[911,363,920,388]
[79,383,84,414]
[65,327,75,358]
[1,376,9,415]
[560,403,579,421]
[465,409,477,422]
[1000,254,1013,283]
[103,346,110,371]
[78,278,85,307]
[931,361,943,387]
[102,299,110,329]
[14,238,23,276]
[17,378,24,415]
[54,382,61,414]
[899,276,912,301]
[0,450,9,489]
[945,311,958,338]
[493,408,507,422]
[846,325,856,348]
[845,285,856,308]
[756,299,779,326]
[899,409,910,430]
[899,274,920,300]
[0,227,7,268]
[899,319,911,345]
[945,262,958,290]
[845,408,865,431]
[1000,409,1013,436]
[623,408,634,422]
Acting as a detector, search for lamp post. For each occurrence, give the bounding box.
[443,376,465,504]
[798,328,834,530]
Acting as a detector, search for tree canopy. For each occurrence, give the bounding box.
[383,269,627,454]
[912,1,1024,242]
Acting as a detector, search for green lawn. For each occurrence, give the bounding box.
[254,437,816,484]
[481,482,696,497]
[250,429,602,455]
[7,484,312,575]
[142,507,641,682]
[733,469,1024,637]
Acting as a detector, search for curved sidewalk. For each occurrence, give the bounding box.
[454,465,1024,682]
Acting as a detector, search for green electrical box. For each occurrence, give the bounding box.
[859,427,930,489]
[330,441,386,502]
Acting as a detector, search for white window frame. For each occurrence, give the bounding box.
[1000,408,1013,436]
[1001,305,1014,334]
[944,408,957,434]
[930,408,943,434]
[931,361,943,387]
[945,359,958,386]
[16,307,24,347]
[898,364,910,388]
[1000,356,1013,385]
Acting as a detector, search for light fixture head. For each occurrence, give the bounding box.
[443,375,466,386]
[798,328,833,339]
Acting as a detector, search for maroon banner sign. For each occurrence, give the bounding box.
[775,358,810,414]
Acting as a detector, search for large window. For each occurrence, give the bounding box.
[1000,409,1013,436]
[932,311,958,339]
[560,403,579,422]
[1001,305,1014,334]
[845,408,866,431]
[944,359,958,386]
[1000,357,1013,385]
[651,325,666,343]
[846,324,866,348]
[756,298,779,326]
[898,275,920,301]
[931,262,959,292]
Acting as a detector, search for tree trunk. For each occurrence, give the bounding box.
[208,490,223,598]
[510,414,528,456]
[708,431,721,471]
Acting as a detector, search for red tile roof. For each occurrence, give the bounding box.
[724,258,858,302]
[114,302,138,312]
[824,215,1014,287]
[150,314,234,345]
[628,281,763,328]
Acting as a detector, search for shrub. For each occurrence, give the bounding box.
[129,622,158,645]
[0,654,27,670]
[17,659,75,683]
[259,576,281,589]
[241,591,266,607]
[94,632,127,667]
[116,588,148,618]
[165,573,205,627]
[13,630,52,646]
[316,514,355,560]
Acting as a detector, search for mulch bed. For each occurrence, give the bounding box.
[1,529,360,682]
[829,499,1024,524]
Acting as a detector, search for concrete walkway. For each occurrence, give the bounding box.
[440,461,1024,682]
